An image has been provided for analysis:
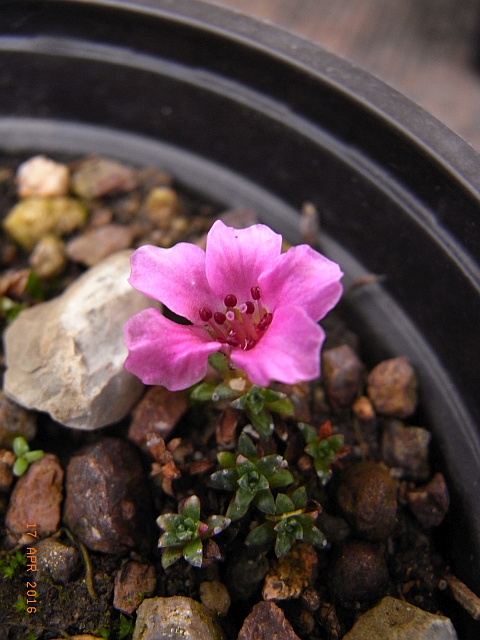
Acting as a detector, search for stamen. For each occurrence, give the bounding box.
[224,294,237,308]
[214,312,227,325]
[226,310,235,322]
[245,301,255,314]
[199,307,212,322]
[250,286,261,300]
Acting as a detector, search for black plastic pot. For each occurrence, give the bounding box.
[1,0,479,634]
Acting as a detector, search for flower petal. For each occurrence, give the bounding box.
[259,245,343,321]
[129,243,221,323]
[124,307,220,390]
[230,306,325,386]
[205,220,282,302]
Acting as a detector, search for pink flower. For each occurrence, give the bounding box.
[124,220,343,390]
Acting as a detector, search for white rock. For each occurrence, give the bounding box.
[343,596,458,640]
[16,155,70,198]
[3,251,159,430]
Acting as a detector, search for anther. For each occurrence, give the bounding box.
[199,307,212,322]
[250,286,261,300]
[245,301,255,314]
[224,294,237,308]
[214,312,227,325]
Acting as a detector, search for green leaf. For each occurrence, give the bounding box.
[253,488,276,515]
[303,525,327,548]
[226,497,249,521]
[247,406,274,438]
[212,383,239,401]
[190,382,217,401]
[206,515,231,536]
[265,397,294,416]
[230,394,248,410]
[236,456,257,476]
[13,457,29,477]
[298,422,317,444]
[183,537,203,567]
[268,468,294,489]
[209,468,238,491]
[182,495,201,521]
[245,522,275,546]
[237,432,258,460]
[12,436,29,457]
[24,450,44,463]
[256,454,283,479]
[25,271,44,301]
[208,351,229,376]
[290,486,307,510]
[275,493,296,515]
[275,532,295,558]
[158,531,182,548]
[156,513,181,531]
[161,547,183,568]
[246,386,266,414]
[217,451,237,468]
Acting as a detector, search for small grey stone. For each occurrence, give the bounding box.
[35,537,80,585]
[343,596,458,639]
[3,250,160,430]
[382,420,431,480]
[132,596,225,640]
[199,580,231,617]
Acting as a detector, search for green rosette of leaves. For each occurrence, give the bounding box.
[156,495,230,569]
[245,486,326,558]
[209,431,294,520]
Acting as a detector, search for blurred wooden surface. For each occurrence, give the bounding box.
[205,0,480,151]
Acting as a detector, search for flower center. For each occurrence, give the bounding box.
[198,286,272,350]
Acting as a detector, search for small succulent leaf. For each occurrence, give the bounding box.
[25,270,44,301]
[275,532,295,558]
[12,436,29,457]
[235,484,257,508]
[158,531,182,548]
[245,522,275,546]
[238,432,258,460]
[275,493,295,515]
[217,451,237,469]
[13,457,29,477]
[236,456,257,476]
[290,486,308,510]
[262,388,287,403]
[183,537,203,567]
[230,393,248,410]
[328,434,345,450]
[23,450,44,463]
[238,472,269,494]
[303,525,327,548]
[256,454,283,479]
[190,382,217,402]
[314,460,332,484]
[298,422,317,444]
[181,495,201,521]
[212,383,239,401]
[208,351,230,376]
[247,406,274,437]
[296,513,316,528]
[209,468,239,491]
[268,468,294,489]
[206,515,231,536]
[246,385,266,414]
[265,397,295,416]
[161,547,183,568]
[226,496,249,521]
[253,488,276,515]
[156,513,180,531]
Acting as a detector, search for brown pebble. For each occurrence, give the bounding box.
[407,472,449,528]
[113,560,156,614]
[382,420,431,480]
[337,461,398,540]
[66,224,134,266]
[0,449,15,492]
[367,357,417,418]
[322,344,364,407]
[238,601,301,640]
[128,386,188,451]
[330,539,389,603]
[6,453,64,544]
[352,396,376,421]
[63,437,153,553]
[71,157,137,199]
